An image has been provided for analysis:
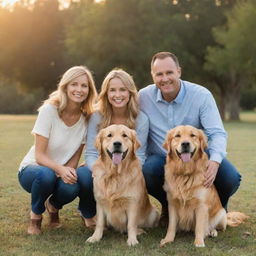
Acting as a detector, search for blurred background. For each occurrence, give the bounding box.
[0,0,255,120]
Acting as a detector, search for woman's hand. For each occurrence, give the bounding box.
[58,166,77,184]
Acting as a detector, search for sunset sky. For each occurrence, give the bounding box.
[1,0,103,8]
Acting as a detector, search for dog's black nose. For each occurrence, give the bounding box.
[113,141,122,147]
[181,141,190,151]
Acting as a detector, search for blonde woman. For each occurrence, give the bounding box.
[18,66,97,235]
[77,68,149,228]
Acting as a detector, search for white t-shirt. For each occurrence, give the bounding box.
[19,104,87,171]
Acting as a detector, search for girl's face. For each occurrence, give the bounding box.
[107,78,130,110]
[66,75,89,104]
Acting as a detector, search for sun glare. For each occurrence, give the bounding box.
[1,0,19,8]
[1,0,104,8]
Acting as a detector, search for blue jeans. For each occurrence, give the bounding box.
[18,165,79,215]
[142,154,241,211]
[76,166,96,218]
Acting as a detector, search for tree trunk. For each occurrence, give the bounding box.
[219,94,226,120]
[226,83,241,121]
[229,98,240,120]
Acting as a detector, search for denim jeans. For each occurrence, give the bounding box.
[142,153,241,211]
[76,166,96,218]
[18,165,79,215]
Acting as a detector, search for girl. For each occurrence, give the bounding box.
[77,68,149,228]
[18,66,97,234]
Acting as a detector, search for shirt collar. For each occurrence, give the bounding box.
[156,80,185,104]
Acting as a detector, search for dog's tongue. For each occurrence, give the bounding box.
[180,153,191,162]
[112,153,122,165]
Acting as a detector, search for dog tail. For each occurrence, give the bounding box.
[227,212,249,227]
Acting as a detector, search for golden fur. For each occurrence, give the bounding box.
[86,124,159,246]
[161,125,248,247]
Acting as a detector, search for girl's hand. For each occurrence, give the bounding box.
[58,166,77,184]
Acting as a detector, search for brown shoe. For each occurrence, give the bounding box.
[27,217,42,235]
[45,198,62,228]
[81,216,96,229]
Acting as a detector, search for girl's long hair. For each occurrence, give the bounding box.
[97,68,139,130]
[39,66,97,120]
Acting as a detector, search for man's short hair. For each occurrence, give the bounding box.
[151,52,180,69]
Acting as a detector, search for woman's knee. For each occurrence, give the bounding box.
[37,167,57,187]
[142,155,165,177]
[77,166,93,190]
[57,180,80,196]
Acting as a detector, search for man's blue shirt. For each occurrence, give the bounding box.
[138,80,227,163]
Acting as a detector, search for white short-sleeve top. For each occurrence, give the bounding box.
[19,104,87,171]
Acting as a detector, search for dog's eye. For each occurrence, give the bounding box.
[122,133,128,138]
[175,134,181,138]
[107,133,112,137]
[191,134,196,137]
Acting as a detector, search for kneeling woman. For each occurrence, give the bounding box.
[77,68,149,228]
[18,66,97,234]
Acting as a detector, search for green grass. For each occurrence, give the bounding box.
[0,113,255,256]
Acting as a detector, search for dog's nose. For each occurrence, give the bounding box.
[113,141,122,147]
[181,141,190,151]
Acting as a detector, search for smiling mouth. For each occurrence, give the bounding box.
[176,149,196,162]
[106,149,128,165]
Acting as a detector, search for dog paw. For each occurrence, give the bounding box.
[194,241,205,247]
[137,228,146,236]
[160,238,173,247]
[209,229,218,237]
[127,237,139,246]
[86,235,101,243]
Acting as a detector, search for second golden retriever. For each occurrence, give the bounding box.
[86,124,159,246]
[161,125,248,247]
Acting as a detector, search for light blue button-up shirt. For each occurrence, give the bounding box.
[138,80,227,163]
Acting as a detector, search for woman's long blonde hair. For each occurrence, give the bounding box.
[40,66,97,120]
[97,68,139,130]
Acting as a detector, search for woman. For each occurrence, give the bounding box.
[18,66,97,235]
[77,68,149,228]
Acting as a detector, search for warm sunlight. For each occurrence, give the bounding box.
[1,0,104,8]
[1,0,19,8]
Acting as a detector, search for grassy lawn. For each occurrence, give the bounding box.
[0,113,255,256]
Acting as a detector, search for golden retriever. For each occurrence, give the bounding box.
[86,124,159,246]
[160,125,248,247]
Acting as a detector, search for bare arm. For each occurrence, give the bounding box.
[65,144,85,169]
[35,134,77,184]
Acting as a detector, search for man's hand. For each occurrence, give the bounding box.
[204,160,219,188]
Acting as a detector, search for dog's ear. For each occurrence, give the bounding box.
[163,130,173,153]
[95,130,103,154]
[198,129,208,152]
[131,130,141,155]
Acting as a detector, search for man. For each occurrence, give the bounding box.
[139,52,241,222]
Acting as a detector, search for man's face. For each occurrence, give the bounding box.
[151,57,181,102]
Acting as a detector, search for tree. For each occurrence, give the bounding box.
[205,0,256,120]
[0,0,66,95]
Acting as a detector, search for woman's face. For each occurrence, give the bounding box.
[66,74,89,104]
[107,78,130,110]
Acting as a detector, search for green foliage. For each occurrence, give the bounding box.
[1,0,256,118]
[0,78,43,114]
[205,0,256,120]
[65,0,234,88]
[240,87,256,110]
[0,0,67,94]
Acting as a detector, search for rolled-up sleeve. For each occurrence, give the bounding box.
[200,92,227,163]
